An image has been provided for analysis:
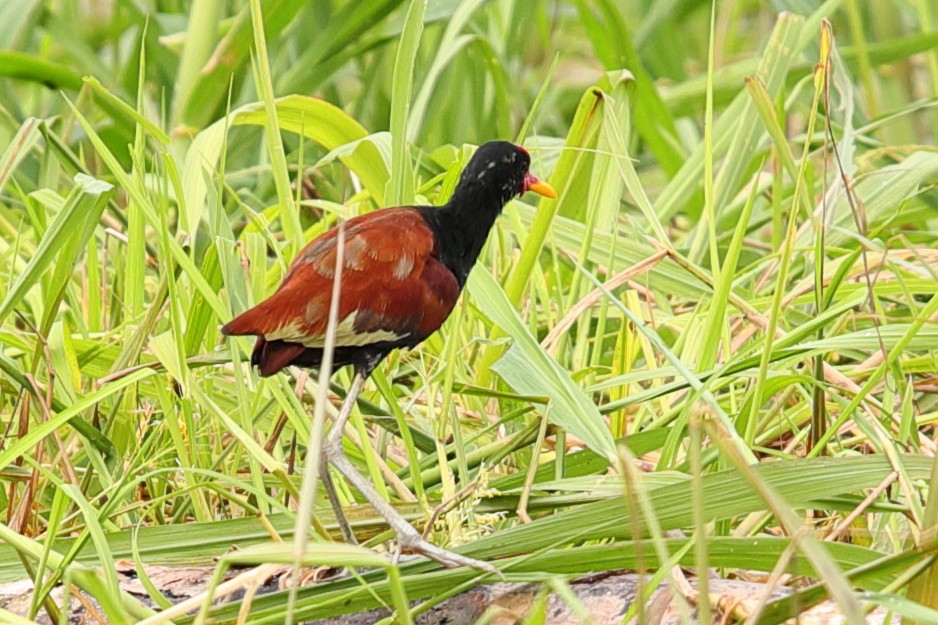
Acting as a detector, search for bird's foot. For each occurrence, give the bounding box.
[395,530,502,577]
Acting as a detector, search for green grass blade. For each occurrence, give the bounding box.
[386,0,426,206]
[469,267,616,462]
[0,174,113,324]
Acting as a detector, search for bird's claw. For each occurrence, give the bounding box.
[396,532,502,577]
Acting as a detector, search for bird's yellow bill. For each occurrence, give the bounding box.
[525,175,557,199]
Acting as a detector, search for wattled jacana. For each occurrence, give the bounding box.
[222,141,556,572]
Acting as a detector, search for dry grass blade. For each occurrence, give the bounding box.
[541,249,668,353]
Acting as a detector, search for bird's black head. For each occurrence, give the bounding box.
[452,141,555,206]
[421,140,555,286]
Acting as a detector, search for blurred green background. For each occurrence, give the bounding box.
[1,1,938,622]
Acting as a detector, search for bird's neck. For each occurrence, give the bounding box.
[419,188,506,286]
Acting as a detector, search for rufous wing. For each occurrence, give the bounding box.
[222,207,460,364]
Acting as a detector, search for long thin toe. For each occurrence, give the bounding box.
[404,538,501,577]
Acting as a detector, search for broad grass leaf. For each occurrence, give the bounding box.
[183,95,390,236]
[0,0,41,48]
[468,268,616,461]
[386,0,426,207]
[0,173,113,325]
[221,542,389,569]
[460,455,931,561]
[0,117,40,193]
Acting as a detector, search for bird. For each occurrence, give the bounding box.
[221,141,556,573]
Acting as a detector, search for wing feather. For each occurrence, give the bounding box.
[222,207,459,350]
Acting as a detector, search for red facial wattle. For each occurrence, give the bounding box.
[523,171,557,198]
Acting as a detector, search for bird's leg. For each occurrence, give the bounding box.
[321,372,366,545]
[326,442,499,574]
[322,371,499,575]
[321,457,357,545]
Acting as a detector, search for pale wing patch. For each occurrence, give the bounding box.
[263,320,306,343]
[392,255,415,279]
[305,297,324,321]
[264,314,405,347]
[302,313,405,347]
[315,261,335,278]
[344,236,369,270]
